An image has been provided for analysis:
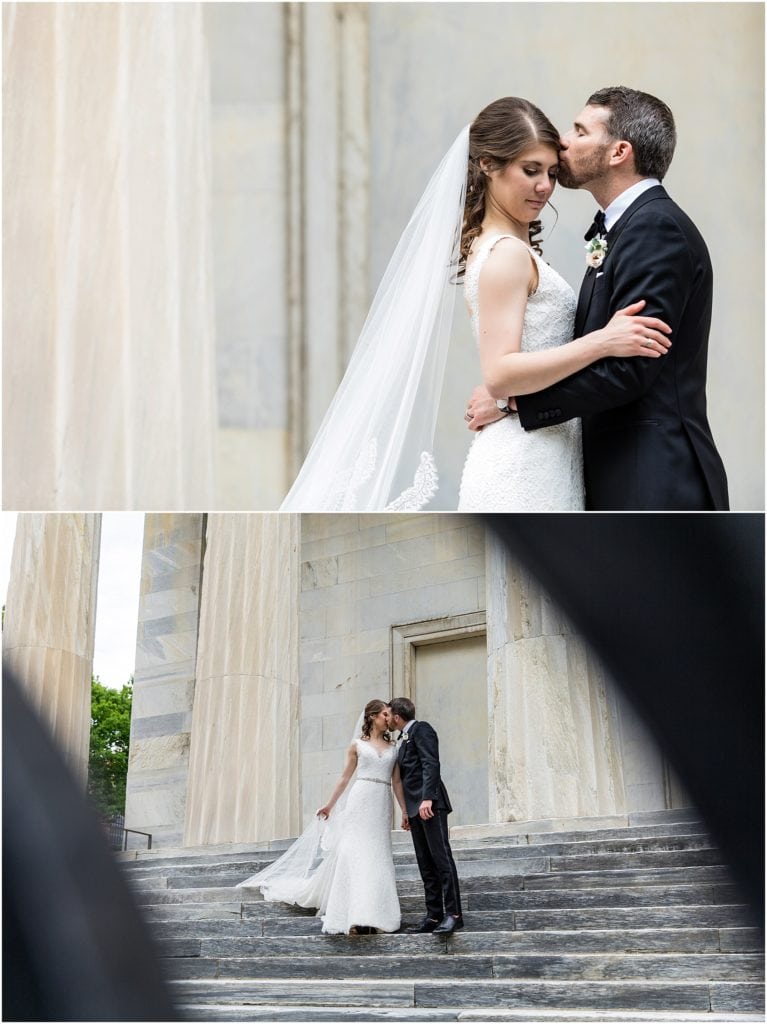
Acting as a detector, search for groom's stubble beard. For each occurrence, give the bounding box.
[557,141,612,191]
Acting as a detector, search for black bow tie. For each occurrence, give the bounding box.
[584,210,607,241]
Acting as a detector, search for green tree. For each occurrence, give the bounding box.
[88,676,132,818]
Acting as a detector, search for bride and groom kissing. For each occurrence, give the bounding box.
[239,698,462,937]
[282,86,728,512]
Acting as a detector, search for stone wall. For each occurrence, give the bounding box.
[485,532,626,823]
[203,4,290,509]
[298,513,485,824]
[367,2,763,509]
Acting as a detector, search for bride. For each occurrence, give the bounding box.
[280,97,670,512]
[237,700,406,935]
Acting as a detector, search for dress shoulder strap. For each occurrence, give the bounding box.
[479,231,533,256]
[468,233,535,281]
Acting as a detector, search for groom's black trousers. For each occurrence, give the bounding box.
[409,809,462,919]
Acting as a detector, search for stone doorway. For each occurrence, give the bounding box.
[391,613,488,826]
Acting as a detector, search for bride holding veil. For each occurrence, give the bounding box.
[238,700,405,936]
[280,97,671,512]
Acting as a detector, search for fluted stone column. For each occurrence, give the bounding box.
[184,514,301,846]
[124,514,206,848]
[486,533,626,824]
[2,514,101,783]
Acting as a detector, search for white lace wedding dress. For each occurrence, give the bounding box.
[238,737,400,935]
[458,233,585,511]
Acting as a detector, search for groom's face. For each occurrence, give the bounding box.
[558,105,613,190]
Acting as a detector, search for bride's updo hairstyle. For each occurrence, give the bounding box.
[459,97,561,277]
[361,699,391,741]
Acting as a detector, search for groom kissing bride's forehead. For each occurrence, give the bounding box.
[508,86,729,510]
[282,84,728,512]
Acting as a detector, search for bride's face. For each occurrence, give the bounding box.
[371,708,389,733]
[484,143,559,224]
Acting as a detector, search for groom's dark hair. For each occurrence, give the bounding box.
[588,86,676,181]
[388,697,415,722]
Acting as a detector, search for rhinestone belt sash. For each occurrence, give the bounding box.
[357,776,390,786]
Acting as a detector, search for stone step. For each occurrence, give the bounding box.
[169,977,765,1013]
[469,882,744,911]
[251,905,754,936]
[148,919,764,955]
[158,847,726,892]
[548,849,724,873]
[158,951,764,982]
[127,815,759,1023]
[140,902,754,935]
[134,880,745,913]
[179,1006,764,1024]
[158,925,762,958]
[119,827,713,879]
[195,864,739,898]
[513,821,709,845]
[522,864,735,890]
[118,815,706,859]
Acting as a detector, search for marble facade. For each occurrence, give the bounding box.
[2,512,690,848]
[203,3,762,511]
[117,513,685,848]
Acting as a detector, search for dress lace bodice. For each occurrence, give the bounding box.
[353,737,398,782]
[464,233,577,350]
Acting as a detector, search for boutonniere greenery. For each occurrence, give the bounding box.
[585,235,608,269]
[581,234,606,268]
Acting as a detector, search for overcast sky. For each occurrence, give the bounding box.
[1,513,145,690]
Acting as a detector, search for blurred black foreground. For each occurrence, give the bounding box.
[484,512,764,925]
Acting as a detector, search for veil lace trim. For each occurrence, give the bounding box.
[384,452,439,512]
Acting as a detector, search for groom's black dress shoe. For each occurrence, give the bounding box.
[432,914,463,934]
[407,917,440,933]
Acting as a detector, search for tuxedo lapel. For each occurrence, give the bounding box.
[398,722,416,765]
[575,268,598,337]
[575,185,668,335]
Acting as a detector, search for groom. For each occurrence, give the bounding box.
[387,698,463,934]
[467,86,729,511]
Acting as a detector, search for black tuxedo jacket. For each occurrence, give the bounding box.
[516,186,729,510]
[397,720,452,819]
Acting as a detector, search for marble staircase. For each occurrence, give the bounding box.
[118,810,764,1022]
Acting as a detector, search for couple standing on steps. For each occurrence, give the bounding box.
[238,698,462,936]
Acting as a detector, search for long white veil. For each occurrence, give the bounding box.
[280,126,470,512]
[236,711,368,912]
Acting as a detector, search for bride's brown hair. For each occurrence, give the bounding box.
[361,699,391,741]
[458,97,561,278]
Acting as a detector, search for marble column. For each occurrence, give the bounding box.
[2,513,101,783]
[184,513,301,846]
[124,514,206,848]
[486,533,626,824]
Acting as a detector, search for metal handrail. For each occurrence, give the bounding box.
[123,828,152,851]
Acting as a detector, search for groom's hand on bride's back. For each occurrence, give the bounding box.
[465,385,511,431]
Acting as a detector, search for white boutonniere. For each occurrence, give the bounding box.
[401,731,411,743]
[585,235,608,269]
